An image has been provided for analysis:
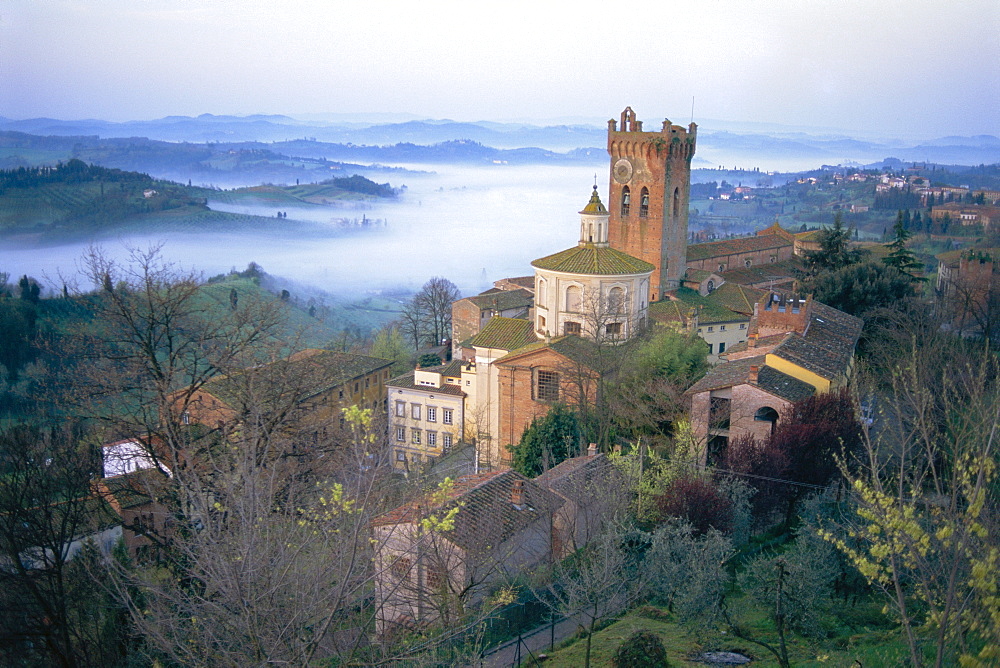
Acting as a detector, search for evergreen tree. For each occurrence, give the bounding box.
[805,212,864,274]
[883,212,923,279]
[507,404,581,477]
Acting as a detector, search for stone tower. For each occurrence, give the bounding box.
[606,107,697,301]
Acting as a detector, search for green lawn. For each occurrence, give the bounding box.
[530,604,910,667]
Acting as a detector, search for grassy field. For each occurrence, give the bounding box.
[528,602,911,667]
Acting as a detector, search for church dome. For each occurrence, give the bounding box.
[531,245,654,275]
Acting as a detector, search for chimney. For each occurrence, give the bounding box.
[749,365,759,384]
[587,443,598,457]
[510,479,525,507]
[748,333,758,348]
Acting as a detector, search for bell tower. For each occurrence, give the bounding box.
[607,107,696,301]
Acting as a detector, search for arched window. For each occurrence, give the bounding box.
[673,187,680,217]
[744,259,752,268]
[639,187,649,217]
[621,186,631,216]
[754,406,780,435]
[537,278,547,306]
[607,286,625,313]
[706,279,715,293]
[565,285,582,312]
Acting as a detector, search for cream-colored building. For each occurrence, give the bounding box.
[532,187,654,342]
[387,360,474,472]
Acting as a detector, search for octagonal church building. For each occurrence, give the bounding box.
[532,186,654,342]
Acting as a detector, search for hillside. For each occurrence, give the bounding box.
[0,159,397,242]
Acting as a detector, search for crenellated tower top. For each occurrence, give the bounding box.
[606,107,697,301]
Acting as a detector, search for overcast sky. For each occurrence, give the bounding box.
[2,0,998,138]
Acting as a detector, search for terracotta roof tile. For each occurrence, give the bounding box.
[372,470,563,551]
[496,334,603,370]
[386,371,466,396]
[469,317,537,351]
[203,349,392,408]
[685,355,815,403]
[534,453,619,501]
[719,257,804,287]
[466,288,534,312]
[532,244,654,275]
[687,235,792,261]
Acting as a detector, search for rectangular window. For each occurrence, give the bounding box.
[443,409,454,425]
[536,370,560,402]
[354,382,359,393]
[443,433,453,449]
[720,325,726,331]
[339,389,344,399]
[396,427,405,442]
[396,449,407,461]
[395,401,405,417]
[427,563,446,590]
[411,404,421,420]
[605,322,622,336]
[564,321,581,336]
[427,431,437,447]
[391,556,412,579]
[426,407,437,422]
[365,377,370,389]
[707,343,714,354]
[739,323,746,329]
[411,429,421,445]
[707,326,714,332]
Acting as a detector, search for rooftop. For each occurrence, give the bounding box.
[199,349,393,409]
[465,288,534,312]
[372,469,563,551]
[687,234,792,262]
[532,244,654,276]
[469,316,537,351]
[685,354,816,403]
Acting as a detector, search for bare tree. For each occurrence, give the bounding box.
[414,277,460,348]
[0,422,126,668]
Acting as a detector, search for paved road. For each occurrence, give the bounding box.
[481,611,590,667]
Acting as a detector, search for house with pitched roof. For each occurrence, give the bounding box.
[451,286,534,361]
[685,222,795,275]
[175,349,393,435]
[371,469,562,634]
[650,284,765,363]
[387,359,475,472]
[685,292,862,462]
[534,447,622,558]
[493,336,604,460]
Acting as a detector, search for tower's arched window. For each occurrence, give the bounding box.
[639,187,649,218]
[621,186,631,217]
[673,187,680,217]
[537,278,547,305]
[565,285,582,312]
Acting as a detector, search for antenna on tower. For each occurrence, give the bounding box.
[690,96,695,124]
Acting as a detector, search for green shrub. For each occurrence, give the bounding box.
[612,630,670,667]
